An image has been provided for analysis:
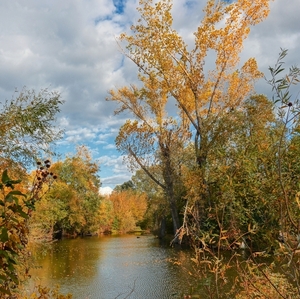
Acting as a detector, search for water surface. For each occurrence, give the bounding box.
[29,235,195,299]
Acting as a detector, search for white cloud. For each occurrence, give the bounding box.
[99,186,113,196]
[103,144,116,150]
[101,173,132,186]
[0,0,299,189]
[97,155,132,186]
[98,155,130,175]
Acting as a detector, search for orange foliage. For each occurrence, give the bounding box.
[109,190,147,232]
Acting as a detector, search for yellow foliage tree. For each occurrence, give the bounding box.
[114,0,271,233]
[109,190,147,233]
[108,75,190,235]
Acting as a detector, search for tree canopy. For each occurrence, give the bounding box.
[108,0,273,241]
[0,88,63,170]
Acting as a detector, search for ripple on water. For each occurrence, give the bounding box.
[30,235,194,299]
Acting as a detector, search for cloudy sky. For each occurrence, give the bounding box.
[0,0,299,194]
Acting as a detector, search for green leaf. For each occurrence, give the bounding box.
[1,170,22,188]
[8,190,25,196]
[6,271,19,284]
[10,217,20,223]
[5,194,18,203]
[278,84,288,90]
[8,205,17,212]
[0,227,9,243]
[6,190,26,203]
[8,252,18,261]
[0,287,11,295]
[4,180,22,189]
[24,200,35,210]
[1,169,10,184]
[0,249,9,259]
[274,68,284,75]
[17,209,29,219]
[9,179,22,184]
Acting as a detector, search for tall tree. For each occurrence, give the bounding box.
[31,146,101,238]
[108,80,190,235]
[120,0,269,166]
[113,0,271,237]
[205,95,280,248]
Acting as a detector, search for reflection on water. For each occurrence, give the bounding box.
[28,235,196,299]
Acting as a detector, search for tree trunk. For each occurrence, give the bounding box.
[160,140,181,236]
[159,216,166,239]
[167,187,181,235]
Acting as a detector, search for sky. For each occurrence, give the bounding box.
[0,0,299,195]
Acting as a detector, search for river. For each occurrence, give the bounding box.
[27,234,197,299]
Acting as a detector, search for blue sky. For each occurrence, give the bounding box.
[0,0,299,195]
